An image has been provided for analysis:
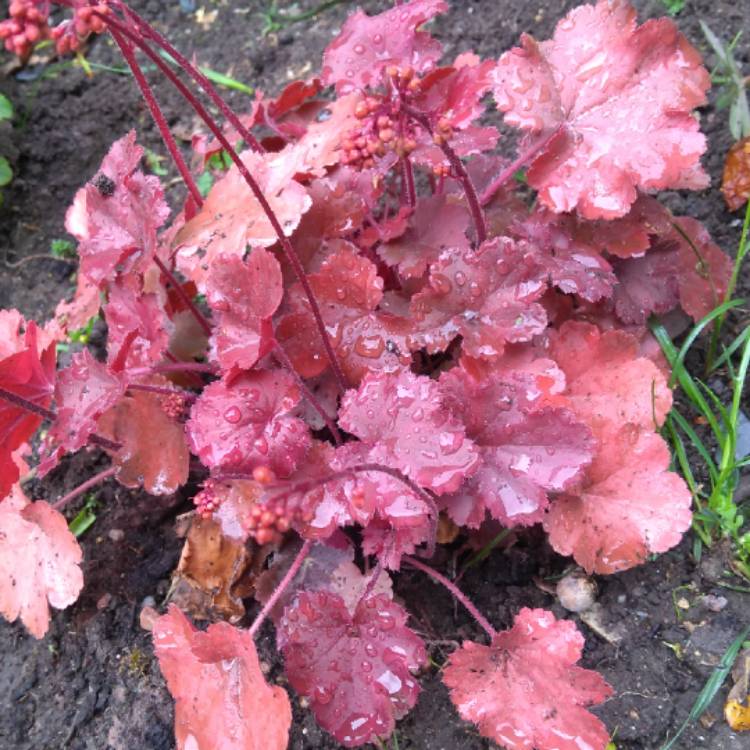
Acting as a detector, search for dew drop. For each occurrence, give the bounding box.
[254,436,269,455]
[223,406,242,424]
[454,271,467,287]
[353,43,365,55]
[314,685,333,704]
[354,335,385,359]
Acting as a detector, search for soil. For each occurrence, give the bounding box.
[1,1,749,749]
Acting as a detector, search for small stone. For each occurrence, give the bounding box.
[556,571,597,613]
[139,605,159,632]
[676,597,690,610]
[701,594,728,612]
[108,528,125,542]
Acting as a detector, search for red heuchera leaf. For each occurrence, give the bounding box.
[104,278,172,371]
[0,322,56,499]
[279,591,426,747]
[549,321,672,444]
[0,484,83,638]
[65,131,170,285]
[338,369,480,494]
[443,607,612,750]
[98,384,189,495]
[670,217,733,321]
[611,249,681,325]
[175,149,311,289]
[410,237,548,360]
[513,208,617,302]
[205,249,283,372]
[492,0,710,219]
[439,366,594,528]
[153,605,291,750]
[378,194,471,280]
[321,0,448,94]
[413,55,496,131]
[46,350,125,456]
[544,426,692,573]
[277,244,411,386]
[187,370,311,478]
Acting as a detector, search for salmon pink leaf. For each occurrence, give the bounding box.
[187,370,311,478]
[443,607,612,750]
[279,591,426,747]
[549,321,672,444]
[175,149,311,289]
[65,131,170,286]
[97,384,189,495]
[46,350,125,457]
[0,322,56,499]
[153,605,291,750]
[492,1,710,218]
[410,238,548,360]
[321,0,448,94]
[205,249,283,372]
[544,427,692,573]
[0,485,83,638]
[338,370,480,494]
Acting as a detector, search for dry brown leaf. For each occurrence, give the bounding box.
[722,136,750,212]
[169,516,262,622]
[725,646,750,731]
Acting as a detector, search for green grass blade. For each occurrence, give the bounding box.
[157,51,254,95]
[668,298,745,386]
[670,410,719,483]
[651,322,723,440]
[660,625,750,750]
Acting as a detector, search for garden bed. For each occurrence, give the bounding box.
[0,1,749,748]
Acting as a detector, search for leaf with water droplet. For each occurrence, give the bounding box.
[443,607,612,750]
[279,591,425,747]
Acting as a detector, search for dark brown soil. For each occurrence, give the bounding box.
[1,2,749,749]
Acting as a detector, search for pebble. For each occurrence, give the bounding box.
[701,594,728,612]
[108,528,125,542]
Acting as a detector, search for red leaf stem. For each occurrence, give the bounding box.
[479,125,562,207]
[153,255,212,337]
[109,28,204,208]
[248,538,313,637]
[52,466,118,511]
[98,14,347,393]
[402,104,487,244]
[402,555,496,639]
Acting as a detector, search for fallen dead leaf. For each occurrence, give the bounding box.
[725,646,750,731]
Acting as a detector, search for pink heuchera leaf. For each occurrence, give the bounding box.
[46,350,125,456]
[439,366,594,528]
[0,484,83,638]
[53,274,101,337]
[443,607,612,750]
[306,443,436,568]
[410,237,548,360]
[492,0,710,219]
[66,131,170,285]
[338,369,480,494]
[544,426,692,573]
[549,321,672,444]
[175,148,311,289]
[321,0,448,94]
[104,278,172,371]
[97,384,189,495]
[187,370,311,478]
[378,194,471,280]
[205,249,283,372]
[0,322,56,499]
[279,591,426,747]
[153,605,291,750]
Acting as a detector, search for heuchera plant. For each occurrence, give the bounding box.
[0,1,733,748]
